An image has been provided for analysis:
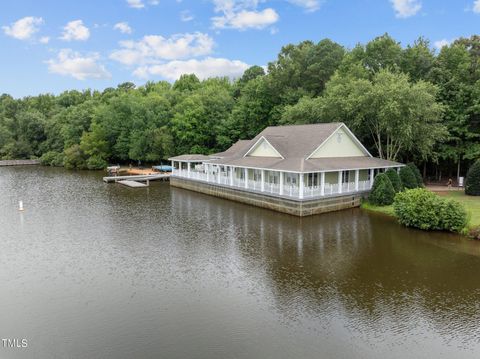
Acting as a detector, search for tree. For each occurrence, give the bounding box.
[368,173,395,205]
[399,166,418,189]
[400,37,435,81]
[267,39,345,102]
[407,162,423,187]
[385,168,402,192]
[320,69,446,161]
[465,159,480,196]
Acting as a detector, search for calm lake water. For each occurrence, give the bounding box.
[1,166,480,359]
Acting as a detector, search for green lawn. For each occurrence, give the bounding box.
[437,191,480,227]
[360,201,395,216]
[361,190,480,228]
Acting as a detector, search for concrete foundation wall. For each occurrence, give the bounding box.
[171,177,366,217]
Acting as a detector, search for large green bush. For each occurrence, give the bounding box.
[407,162,423,187]
[393,188,468,232]
[63,145,87,170]
[465,159,480,196]
[86,155,107,170]
[399,166,418,189]
[385,168,402,192]
[368,173,395,205]
[40,151,64,167]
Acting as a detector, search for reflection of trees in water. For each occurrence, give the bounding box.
[172,188,480,343]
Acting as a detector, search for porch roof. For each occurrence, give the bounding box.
[168,154,212,162]
[206,156,403,173]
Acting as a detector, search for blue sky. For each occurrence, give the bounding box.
[1,0,480,98]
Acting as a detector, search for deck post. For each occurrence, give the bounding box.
[355,169,359,191]
[244,168,248,189]
[279,171,284,195]
[187,162,191,178]
[369,169,375,189]
[217,165,221,184]
[206,164,210,182]
[261,170,265,192]
[338,171,342,194]
[320,172,325,196]
[230,166,234,186]
[299,173,304,199]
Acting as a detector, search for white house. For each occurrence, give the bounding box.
[169,123,403,215]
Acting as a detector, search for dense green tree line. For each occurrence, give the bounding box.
[1,34,479,177]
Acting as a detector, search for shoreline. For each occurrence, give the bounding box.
[360,186,480,239]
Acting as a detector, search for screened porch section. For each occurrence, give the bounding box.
[171,160,388,200]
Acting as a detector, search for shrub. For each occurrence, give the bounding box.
[40,151,64,167]
[86,155,107,170]
[368,173,395,205]
[393,188,468,232]
[63,145,86,170]
[468,226,480,240]
[407,162,423,187]
[385,168,402,192]
[436,199,469,232]
[465,159,480,196]
[399,166,418,189]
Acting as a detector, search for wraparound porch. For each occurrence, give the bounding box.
[171,160,399,200]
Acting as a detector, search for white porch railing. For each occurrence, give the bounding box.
[172,169,372,199]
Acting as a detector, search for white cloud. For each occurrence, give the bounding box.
[149,0,160,4]
[390,0,421,18]
[2,16,43,40]
[474,0,480,13]
[132,57,250,80]
[211,0,279,30]
[110,32,215,65]
[180,10,194,22]
[60,20,90,41]
[434,39,454,49]
[46,49,111,80]
[114,22,132,34]
[127,0,145,8]
[39,36,50,44]
[287,0,322,12]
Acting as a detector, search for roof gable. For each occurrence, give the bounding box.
[307,125,370,158]
[244,136,283,158]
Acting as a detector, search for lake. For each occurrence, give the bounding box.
[1,166,480,359]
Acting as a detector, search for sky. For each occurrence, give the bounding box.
[1,0,480,98]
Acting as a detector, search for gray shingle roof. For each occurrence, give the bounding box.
[171,123,403,172]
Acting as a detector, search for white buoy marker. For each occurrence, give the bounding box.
[18,200,24,211]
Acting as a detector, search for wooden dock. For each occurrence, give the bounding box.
[0,159,41,166]
[117,180,148,188]
[103,173,170,183]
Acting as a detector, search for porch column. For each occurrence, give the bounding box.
[244,168,248,189]
[369,169,375,189]
[397,167,400,174]
[299,173,304,199]
[230,166,234,186]
[279,171,284,195]
[171,160,174,173]
[217,165,221,184]
[187,162,191,178]
[261,170,265,192]
[338,171,342,194]
[320,172,325,196]
[355,169,359,191]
